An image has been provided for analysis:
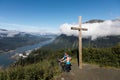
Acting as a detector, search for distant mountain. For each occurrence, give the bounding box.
[42,34,78,49]
[84,19,104,23]
[42,34,120,49]
[0,29,52,52]
[84,18,120,23]
[0,29,7,31]
[0,29,25,38]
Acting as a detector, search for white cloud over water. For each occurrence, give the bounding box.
[59,20,120,40]
[0,22,58,34]
[0,23,45,33]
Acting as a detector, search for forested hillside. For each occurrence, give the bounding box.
[0,43,120,79]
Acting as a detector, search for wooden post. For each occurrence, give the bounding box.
[79,16,82,69]
[71,16,88,69]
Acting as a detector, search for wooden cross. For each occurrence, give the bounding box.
[71,16,88,69]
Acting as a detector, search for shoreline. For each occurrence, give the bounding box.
[0,39,50,55]
[0,38,54,68]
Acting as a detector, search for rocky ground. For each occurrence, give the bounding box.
[56,63,120,80]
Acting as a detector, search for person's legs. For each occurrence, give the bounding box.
[65,64,71,72]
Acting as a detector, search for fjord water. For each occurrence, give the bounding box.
[0,38,54,68]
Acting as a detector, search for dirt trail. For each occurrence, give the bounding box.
[56,63,120,80]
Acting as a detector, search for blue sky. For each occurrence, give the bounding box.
[0,0,120,33]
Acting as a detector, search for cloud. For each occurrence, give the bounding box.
[59,20,120,40]
[0,22,56,34]
[0,29,20,37]
[0,23,43,32]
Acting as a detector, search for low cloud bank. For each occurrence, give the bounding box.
[0,30,20,37]
[59,20,120,40]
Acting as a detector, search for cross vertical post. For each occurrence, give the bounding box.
[79,16,82,69]
[71,16,88,69]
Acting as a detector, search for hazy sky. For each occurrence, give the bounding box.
[0,0,120,33]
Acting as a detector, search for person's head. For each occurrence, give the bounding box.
[64,52,68,56]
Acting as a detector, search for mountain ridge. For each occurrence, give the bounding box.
[42,34,120,49]
[0,28,53,53]
[84,19,104,23]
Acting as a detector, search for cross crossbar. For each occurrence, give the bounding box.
[71,27,88,31]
